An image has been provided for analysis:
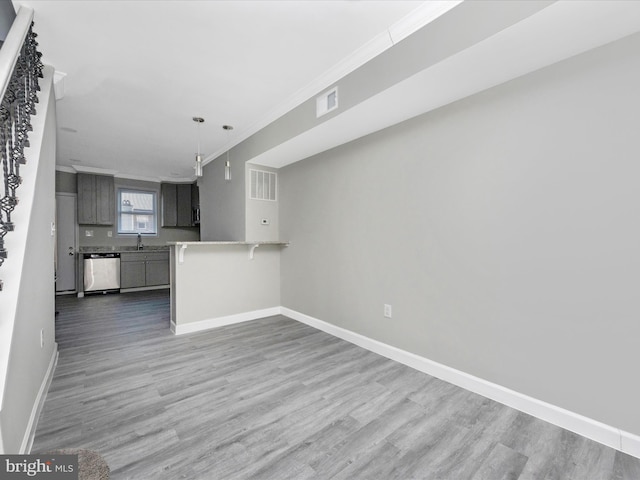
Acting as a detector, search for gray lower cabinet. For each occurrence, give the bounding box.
[145,259,170,286]
[120,251,169,288]
[120,260,146,288]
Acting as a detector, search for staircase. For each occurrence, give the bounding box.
[0,6,58,454]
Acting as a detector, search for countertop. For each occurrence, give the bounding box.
[78,246,170,253]
[167,241,289,246]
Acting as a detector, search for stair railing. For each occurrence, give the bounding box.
[0,6,43,291]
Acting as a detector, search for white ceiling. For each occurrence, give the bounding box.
[11,1,640,182]
[12,0,439,181]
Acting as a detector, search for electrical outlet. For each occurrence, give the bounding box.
[40,329,44,348]
[85,230,94,237]
[384,304,392,318]
[261,219,270,225]
[107,230,113,237]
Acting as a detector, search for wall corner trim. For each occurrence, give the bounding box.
[22,344,58,454]
[281,307,640,459]
[172,307,281,336]
[621,430,640,459]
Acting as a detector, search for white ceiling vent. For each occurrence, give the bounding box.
[250,169,277,201]
[316,86,338,118]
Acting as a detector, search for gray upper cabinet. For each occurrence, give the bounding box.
[162,182,198,228]
[191,182,200,226]
[176,183,192,227]
[191,181,199,208]
[161,183,178,227]
[96,175,115,225]
[77,173,96,224]
[77,173,114,225]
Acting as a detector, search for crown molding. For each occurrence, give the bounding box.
[68,164,118,176]
[389,1,463,44]
[55,164,195,184]
[202,0,461,166]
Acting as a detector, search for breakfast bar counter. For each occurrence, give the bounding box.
[168,241,289,335]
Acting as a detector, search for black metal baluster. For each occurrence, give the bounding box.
[0,24,42,291]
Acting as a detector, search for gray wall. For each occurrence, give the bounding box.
[79,222,200,248]
[280,32,640,437]
[55,170,76,193]
[1,69,56,453]
[54,173,200,247]
[245,163,279,242]
[200,152,245,241]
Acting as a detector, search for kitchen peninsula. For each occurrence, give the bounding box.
[169,241,289,335]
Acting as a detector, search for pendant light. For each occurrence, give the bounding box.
[223,124,233,181]
[193,117,204,177]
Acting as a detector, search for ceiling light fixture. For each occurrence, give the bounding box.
[223,125,233,181]
[193,117,205,178]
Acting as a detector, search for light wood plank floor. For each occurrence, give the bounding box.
[33,290,640,479]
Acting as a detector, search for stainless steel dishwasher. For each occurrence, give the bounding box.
[83,253,121,294]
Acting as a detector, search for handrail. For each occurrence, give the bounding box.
[0,7,34,101]
[0,5,43,291]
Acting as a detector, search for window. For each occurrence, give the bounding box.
[117,188,157,235]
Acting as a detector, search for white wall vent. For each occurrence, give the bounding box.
[250,169,277,201]
[316,86,338,118]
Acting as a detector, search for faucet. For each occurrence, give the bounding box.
[137,233,143,251]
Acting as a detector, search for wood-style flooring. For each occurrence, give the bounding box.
[33,290,640,479]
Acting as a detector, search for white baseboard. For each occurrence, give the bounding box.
[120,285,169,294]
[172,307,282,335]
[281,307,640,459]
[166,304,640,458]
[22,344,58,454]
